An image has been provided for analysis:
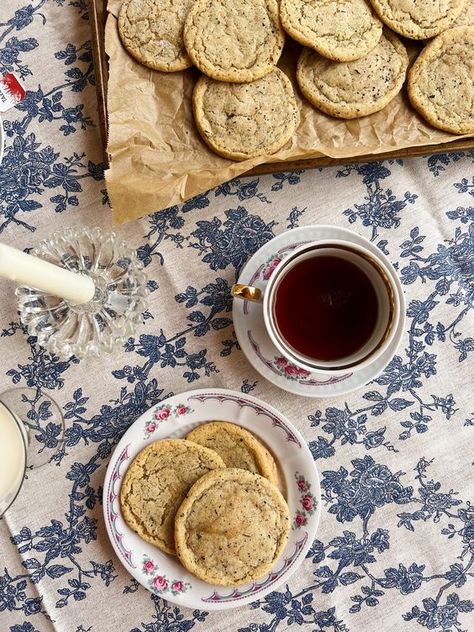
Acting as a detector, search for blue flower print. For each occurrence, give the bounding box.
[379,563,425,595]
[321,456,413,524]
[370,528,390,553]
[404,593,474,631]
[271,170,303,191]
[189,207,276,272]
[128,597,208,632]
[0,35,38,79]
[462,518,474,551]
[306,539,325,563]
[9,623,41,632]
[215,177,270,203]
[337,161,417,241]
[6,339,76,390]
[426,151,469,176]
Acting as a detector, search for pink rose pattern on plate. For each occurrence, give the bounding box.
[262,255,282,280]
[273,356,311,380]
[293,472,318,529]
[294,511,307,528]
[143,558,156,575]
[152,575,168,591]
[142,555,191,596]
[143,403,194,439]
[247,332,352,387]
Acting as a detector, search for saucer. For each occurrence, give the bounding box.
[232,225,406,398]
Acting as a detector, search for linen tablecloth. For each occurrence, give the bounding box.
[1,2,473,631]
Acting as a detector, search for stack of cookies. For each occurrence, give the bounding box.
[287,0,474,134]
[120,422,291,586]
[118,0,474,161]
[118,0,300,161]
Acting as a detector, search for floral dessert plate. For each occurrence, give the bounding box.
[103,388,321,610]
[233,225,406,397]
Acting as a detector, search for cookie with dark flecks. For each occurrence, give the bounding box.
[174,468,290,586]
[296,30,408,119]
[368,0,466,39]
[193,68,299,160]
[120,439,225,555]
[183,0,285,82]
[408,26,474,135]
[118,0,193,72]
[186,421,279,484]
[280,0,383,62]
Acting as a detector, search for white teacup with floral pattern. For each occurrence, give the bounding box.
[232,239,400,375]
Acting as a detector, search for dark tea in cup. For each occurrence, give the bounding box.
[274,255,379,362]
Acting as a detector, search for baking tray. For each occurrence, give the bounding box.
[88,0,474,172]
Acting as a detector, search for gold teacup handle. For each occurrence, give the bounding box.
[231,284,262,302]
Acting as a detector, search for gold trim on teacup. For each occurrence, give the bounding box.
[268,243,397,372]
[231,283,262,303]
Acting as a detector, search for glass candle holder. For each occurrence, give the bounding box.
[16,226,148,359]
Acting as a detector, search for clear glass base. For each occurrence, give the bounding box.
[16,227,149,359]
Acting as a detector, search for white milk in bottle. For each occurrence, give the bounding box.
[0,401,27,515]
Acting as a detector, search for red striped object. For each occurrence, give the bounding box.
[0,73,26,112]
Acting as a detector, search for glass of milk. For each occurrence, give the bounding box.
[0,388,64,516]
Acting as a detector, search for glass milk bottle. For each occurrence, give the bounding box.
[0,389,64,516]
[0,401,27,515]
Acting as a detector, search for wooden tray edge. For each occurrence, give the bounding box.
[89,0,109,156]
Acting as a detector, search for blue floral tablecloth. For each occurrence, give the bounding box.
[1,2,474,631]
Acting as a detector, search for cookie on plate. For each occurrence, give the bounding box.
[408,26,474,135]
[280,0,383,62]
[296,30,408,119]
[183,0,285,82]
[193,68,299,160]
[368,0,466,40]
[186,422,278,485]
[120,439,225,555]
[175,468,291,586]
[118,0,193,72]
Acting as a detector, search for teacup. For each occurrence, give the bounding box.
[232,240,400,375]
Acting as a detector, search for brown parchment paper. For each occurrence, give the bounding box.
[104,0,472,223]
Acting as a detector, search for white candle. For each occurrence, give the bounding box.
[0,242,95,305]
[0,402,27,515]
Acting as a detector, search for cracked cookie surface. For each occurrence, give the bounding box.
[368,0,466,39]
[297,30,408,119]
[120,439,225,555]
[118,0,193,72]
[186,422,279,485]
[453,0,474,26]
[175,468,291,586]
[193,68,299,161]
[280,0,383,62]
[408,26,474,135]
[183,0,285,82]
